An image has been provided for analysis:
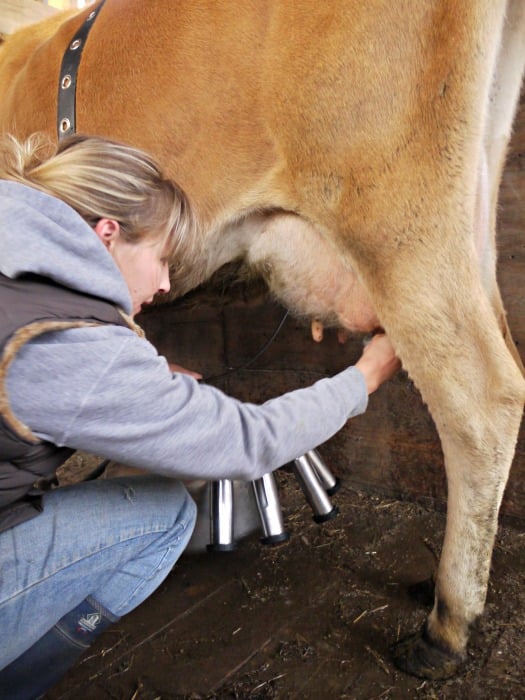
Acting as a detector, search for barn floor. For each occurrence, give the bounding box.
[43,469,525,700]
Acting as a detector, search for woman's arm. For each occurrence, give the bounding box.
[6,326,398,482]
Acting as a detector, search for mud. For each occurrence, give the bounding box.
[45,466,525,700]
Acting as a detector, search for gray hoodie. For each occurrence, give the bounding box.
[0,181,368,482]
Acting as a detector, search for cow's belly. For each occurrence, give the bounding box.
[177,165,493,337]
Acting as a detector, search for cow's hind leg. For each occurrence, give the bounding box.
[358,239,525,679]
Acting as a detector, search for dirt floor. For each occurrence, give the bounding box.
[44,463,525,700]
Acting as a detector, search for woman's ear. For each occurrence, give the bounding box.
[93,219,121,249]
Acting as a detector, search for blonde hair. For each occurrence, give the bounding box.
[0,132,194,259]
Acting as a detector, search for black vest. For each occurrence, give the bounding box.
[0,273,132,532]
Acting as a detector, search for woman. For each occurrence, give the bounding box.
[0,133,399,699]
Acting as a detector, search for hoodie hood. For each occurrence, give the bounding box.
[0,181,132,314]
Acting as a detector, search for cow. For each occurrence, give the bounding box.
[0,0,524,681]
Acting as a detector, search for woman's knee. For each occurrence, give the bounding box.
[107,475,197,536]
[84,478,197,615]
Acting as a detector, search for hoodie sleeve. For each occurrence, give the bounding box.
[6,324,368,481]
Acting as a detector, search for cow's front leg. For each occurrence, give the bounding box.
[354,234,525,678]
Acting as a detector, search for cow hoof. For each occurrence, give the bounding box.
[391,630,464,680]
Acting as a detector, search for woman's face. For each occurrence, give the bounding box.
[111,236,171,316]
[94,219,171,316]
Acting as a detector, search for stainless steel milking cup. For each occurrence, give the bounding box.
[304,449,341,495]
[207,479,237,551]
[252,472,290,545]
[293,454,339,522]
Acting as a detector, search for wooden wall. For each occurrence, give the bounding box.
[140,94,525,524]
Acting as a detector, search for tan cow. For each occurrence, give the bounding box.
[0,0,524,681]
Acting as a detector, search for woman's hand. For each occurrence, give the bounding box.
[355,333,401,394]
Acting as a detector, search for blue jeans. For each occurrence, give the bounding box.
[0,475,196,669]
